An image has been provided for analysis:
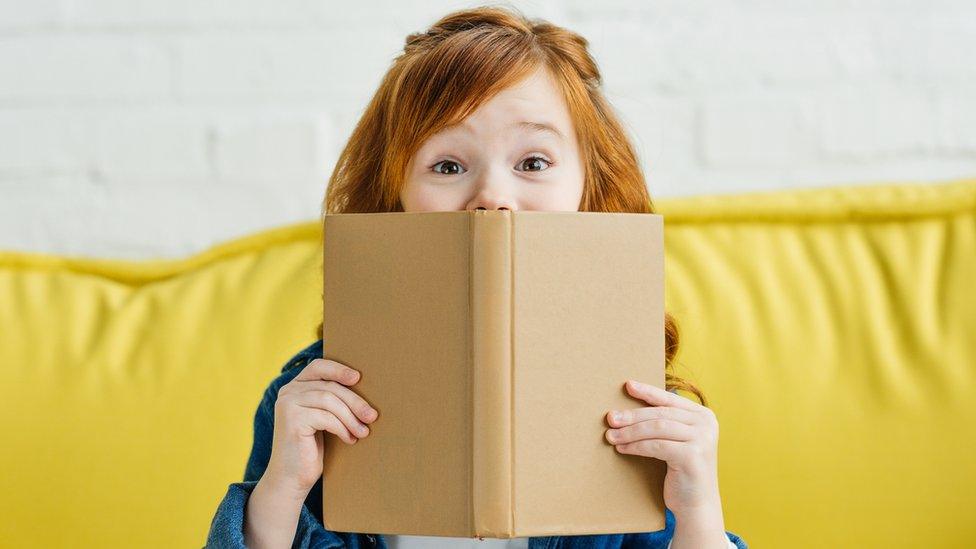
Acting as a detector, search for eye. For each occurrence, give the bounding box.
[431,160,466,175]
[517,156,553,172]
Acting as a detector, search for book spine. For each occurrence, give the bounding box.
[470,210,514,538]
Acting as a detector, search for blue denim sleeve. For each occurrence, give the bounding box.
[723,529,748,548]
[205,340,368,549]
[617,508,747,549]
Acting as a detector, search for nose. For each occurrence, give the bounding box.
[468,195,514,211]
[465,171,516,211]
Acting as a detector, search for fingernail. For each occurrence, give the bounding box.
[612,412,622,423]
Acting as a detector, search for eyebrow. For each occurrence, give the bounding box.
[512,120,564,140]
[444,119,565,140]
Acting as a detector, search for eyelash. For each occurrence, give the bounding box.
[428,155,554,175]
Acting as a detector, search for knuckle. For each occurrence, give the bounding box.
[331,364,358,383]
[323,414,344,433]
[703,409,719,428]
[282,405,302,425]
[333,429,352,444]
[324,410,342,427]
[322,391,342,408]
[317,359,340,375]
[275,391,293,408]
[706,432,718,447]
[311,359,332,374]
[336,427,357,444]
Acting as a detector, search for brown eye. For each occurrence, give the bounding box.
[432,160,464,175]
[518,156,552,172]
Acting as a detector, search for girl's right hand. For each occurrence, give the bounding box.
[263,358,379,498]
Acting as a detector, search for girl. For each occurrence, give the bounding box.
[207,5,747,549]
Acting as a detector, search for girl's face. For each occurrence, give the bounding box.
[400,66,585,212]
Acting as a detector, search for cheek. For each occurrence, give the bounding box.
[552,170,584,211]
[400,180,458,212]
[521,182,584,211]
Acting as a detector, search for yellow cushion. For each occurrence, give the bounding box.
[1,178,973,547]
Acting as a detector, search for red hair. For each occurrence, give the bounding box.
[317,4,707,405]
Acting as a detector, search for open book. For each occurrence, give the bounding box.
[321,210,666,538]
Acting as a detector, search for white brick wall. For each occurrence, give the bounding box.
[1,0,974,259]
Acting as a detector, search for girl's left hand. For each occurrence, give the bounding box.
[605,379,723,518]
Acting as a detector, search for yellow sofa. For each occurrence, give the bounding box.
[1,178,973,548]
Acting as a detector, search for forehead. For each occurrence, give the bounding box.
[486,66,565,109]
[439,66,573,135]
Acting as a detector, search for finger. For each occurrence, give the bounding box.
[292,379,378,425]
[301,406,359,445]
[606,405,697,428]
[295,358,361,387]
[615,438,684,462]
[295,390,371,439]
[606,418,695,445]
[623,379,698,412]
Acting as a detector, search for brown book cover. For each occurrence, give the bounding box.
[321,209,666,538]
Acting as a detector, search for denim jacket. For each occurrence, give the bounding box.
[205,339,748,548]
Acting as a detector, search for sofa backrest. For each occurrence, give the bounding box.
[1,178,973,547]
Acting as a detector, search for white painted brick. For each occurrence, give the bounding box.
[0,35,172,101]
[561,0,728,20]
[91,182,310,259]
[91,111,212,184]
[569,13,853,94]
[62,0,319,28]
[934,84,976,153]
[811,83,938,158]
[211,114,323,183]
[0,176,318,259]
[61,0,488,29]
[0,0,61,28]
[701,90,817,168]
[0,175,105,256]
[174,30,398,99]
[652,158,976,199]
[604,91,697,179]
[0,109,89,174]
[872,16,976,80]
[304,0,551,30]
